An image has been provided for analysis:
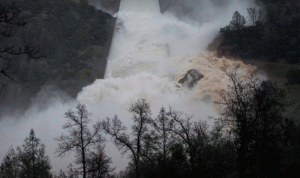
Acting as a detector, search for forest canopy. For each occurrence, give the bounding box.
[218,0,300,63]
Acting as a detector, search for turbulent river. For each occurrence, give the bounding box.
[0,0,260,172]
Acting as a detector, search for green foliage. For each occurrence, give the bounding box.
[18,129,52,178]
[0,129,52,178]
[0,148,20,178]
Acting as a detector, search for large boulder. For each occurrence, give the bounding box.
[178,69,204,88]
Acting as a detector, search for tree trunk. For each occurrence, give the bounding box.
[239,130,247,178]
[135,157,140,178]
[81,117,86,178]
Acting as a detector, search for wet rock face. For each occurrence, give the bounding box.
[178,69,204,88]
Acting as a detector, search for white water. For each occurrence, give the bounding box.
[0,0,259,173]
[79,0,257,110]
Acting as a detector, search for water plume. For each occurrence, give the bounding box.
[0,0,261,173]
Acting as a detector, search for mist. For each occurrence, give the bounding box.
[0,0,260,174]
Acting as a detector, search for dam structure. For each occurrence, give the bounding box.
[105,0,169,79]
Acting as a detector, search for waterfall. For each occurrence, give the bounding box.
[75,0,257,171]
[77,0,257,109]
[0,0,259,173]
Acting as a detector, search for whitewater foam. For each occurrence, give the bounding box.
[83,0,258,112]
[0,0,261,173]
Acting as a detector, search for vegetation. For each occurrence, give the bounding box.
[219,72,286,177]
[0,0,115,111]
[0,1,42,93]
[55,103,113,178]
[112,74,300,178]
[1,0,300,177]
[219,0,300,63]
[218,0,300,121]
[0,129,52,178]
[1,73,300,177]
[101,99,153,178]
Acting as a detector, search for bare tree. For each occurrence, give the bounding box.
[167,108,198,172]
[101,99,152,178]
[0,1,42,93]
[55,103,105,178]
[219,72,259,178]
[218,71,286,178]
[247,8,263,26]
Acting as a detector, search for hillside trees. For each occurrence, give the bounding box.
[219,71,286,178]
[106,100,236,178]
[247,8,262,26]
[55,103,113,178]
[219,1,300,62]
[219,9,265,58]
[48,77,298,178]
[110,72,297,178]
[0,129,52,178]
[166,109,235,177]
[230,11,246,30]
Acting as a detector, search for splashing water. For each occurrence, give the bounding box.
[0,0,260,173]
[78,0,257,110]
[76,1,258,170]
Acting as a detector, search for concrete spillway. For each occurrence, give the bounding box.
[119,0,160,13]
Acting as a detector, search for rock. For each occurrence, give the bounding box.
[178,69,204,88]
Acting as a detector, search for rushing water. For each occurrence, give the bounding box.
[78,0,257,111]
[0,0,259,173]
